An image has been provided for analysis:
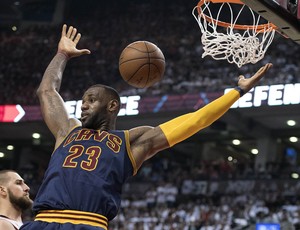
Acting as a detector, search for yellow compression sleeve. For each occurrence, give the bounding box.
[159,89,240,147]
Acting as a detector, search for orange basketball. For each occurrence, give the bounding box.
[119,41,165,88]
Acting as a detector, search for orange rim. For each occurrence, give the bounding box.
[196,0,278,32]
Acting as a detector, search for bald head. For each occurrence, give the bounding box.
[0,170,17,186]
[86,84,121,114]
[0,169,32,212]
[89,85,120,101]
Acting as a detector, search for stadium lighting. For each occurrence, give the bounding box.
[291,173,299,179]
[287,120,296,126]
[32,133,41,139]
[7,145,14,150]
[0,152,4,158]
[289,136,298,143]
[227,156,233,161]
[251,149,258,155]
[232,139,241,145]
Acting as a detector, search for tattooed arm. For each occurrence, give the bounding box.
[37,25,90,144]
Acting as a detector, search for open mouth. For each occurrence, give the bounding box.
[81,113,88,121]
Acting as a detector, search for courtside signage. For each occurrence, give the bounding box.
[0,105,25,122]
[225,83,300,108]
[65,95,141,119]
[1,84,299,122]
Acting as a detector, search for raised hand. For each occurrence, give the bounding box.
[58,24,91,58]
[238,63,273,93]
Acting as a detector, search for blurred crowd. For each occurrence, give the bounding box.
[18,152,300,229]
[1,0,300,229]
[0,0,299,105]
[108,155,300,229]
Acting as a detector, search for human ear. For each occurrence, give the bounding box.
[0,186,7,196]
[108,99,120,113]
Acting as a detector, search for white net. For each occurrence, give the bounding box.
[193,1,276,67]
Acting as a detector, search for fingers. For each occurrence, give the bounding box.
[73,33,81,45]
[80,49,91,55]
[70,28,77,40]
[64,25,81,43]
[256,63,273,76]
[66,26,74,38]
[59,24,90,58]
[237,63,272,94]
[266,63,273,71]
[62,24,67,37]
[252,63,271,78]
[251,63,272,83]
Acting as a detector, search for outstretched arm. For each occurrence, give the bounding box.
[37,25,91,141]
[129,63,272,168]
[159,63,272,147]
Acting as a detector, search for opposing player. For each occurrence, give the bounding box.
[0,170,33,230]
[20,25,272,230]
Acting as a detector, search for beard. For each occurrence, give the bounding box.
[8,189,33,211]
[82,112,107,129]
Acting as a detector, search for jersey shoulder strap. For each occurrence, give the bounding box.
[0,215,22,229]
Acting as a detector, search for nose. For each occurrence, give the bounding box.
[24,183,30,192]
[81,101,88,111]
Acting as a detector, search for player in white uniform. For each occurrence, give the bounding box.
[0,170,33,230]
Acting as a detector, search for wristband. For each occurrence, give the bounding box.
[235,86,245,97]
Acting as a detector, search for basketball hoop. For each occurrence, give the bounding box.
[193,0,277,67]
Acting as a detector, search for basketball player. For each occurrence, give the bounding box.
[0,170,33,230]
[20,25,272,230]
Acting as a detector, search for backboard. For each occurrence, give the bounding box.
[241,0,300,43]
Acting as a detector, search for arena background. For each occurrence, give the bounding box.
[0,0,300,229]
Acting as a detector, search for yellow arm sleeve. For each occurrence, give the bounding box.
[159,89,240,147]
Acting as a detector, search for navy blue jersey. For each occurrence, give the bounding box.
[32,126,136,221]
